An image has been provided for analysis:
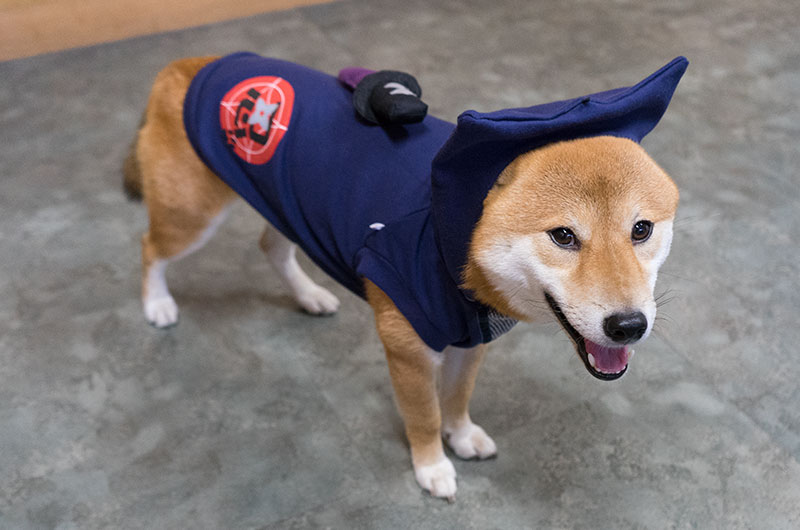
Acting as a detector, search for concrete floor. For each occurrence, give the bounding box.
[1,0,799,528]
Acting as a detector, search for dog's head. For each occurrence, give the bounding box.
[464,135,678,380]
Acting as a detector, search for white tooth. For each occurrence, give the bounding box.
[629,349,635,359]
[588,353,596,368]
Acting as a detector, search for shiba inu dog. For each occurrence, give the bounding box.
[125,53,686,500]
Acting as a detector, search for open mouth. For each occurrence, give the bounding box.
[544,293,630,381]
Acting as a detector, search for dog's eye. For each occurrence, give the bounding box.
[632,220,653,243]
[548,227,579,249]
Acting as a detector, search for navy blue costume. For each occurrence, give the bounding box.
[183,52,687,351]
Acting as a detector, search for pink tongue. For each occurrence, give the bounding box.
[584,339,629,374]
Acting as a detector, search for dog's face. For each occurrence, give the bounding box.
[465,136,679,380]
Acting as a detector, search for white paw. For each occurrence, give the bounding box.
[144,296,179,328]
[414,456,457,501]
[445,422,497,460]
[296,285,340,315]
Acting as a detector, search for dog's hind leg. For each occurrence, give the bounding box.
[439,345,497,460]
[259,223,340,315]
[141,203,233,327]
[134,57,235,328]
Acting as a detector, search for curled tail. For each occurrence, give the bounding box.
[122,114,146,201]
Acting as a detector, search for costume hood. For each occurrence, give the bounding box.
[430,56,689,286]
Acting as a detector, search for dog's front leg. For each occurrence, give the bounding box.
[440,345,497,460]
[365,280,457,501]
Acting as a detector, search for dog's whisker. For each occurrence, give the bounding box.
[521,298,549,309]
[655,289,679,308]
[673,211,723,224]
[653,313,672,325]
[657,270,700,283]
[650,328,671,341]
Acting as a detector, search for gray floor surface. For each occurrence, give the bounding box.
[1,0,799,528]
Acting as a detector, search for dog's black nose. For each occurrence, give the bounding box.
[604,312,647,344]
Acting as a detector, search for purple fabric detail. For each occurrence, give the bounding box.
[338,67,375,90]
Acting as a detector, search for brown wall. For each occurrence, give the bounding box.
[0,0,334,61]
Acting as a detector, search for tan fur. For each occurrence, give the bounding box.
[464,136,678,324]
[122,134,143,200]
[365,280,446,467]
[134,57,237,300]
[132,59,679,500]
[366,279,490,496]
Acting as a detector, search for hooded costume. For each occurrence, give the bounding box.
[183,52,687,351]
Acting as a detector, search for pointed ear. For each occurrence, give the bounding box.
[493,158,519,188]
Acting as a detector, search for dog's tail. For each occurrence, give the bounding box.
[122,113,146,201]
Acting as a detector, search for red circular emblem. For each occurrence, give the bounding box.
[219,76,294,165]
